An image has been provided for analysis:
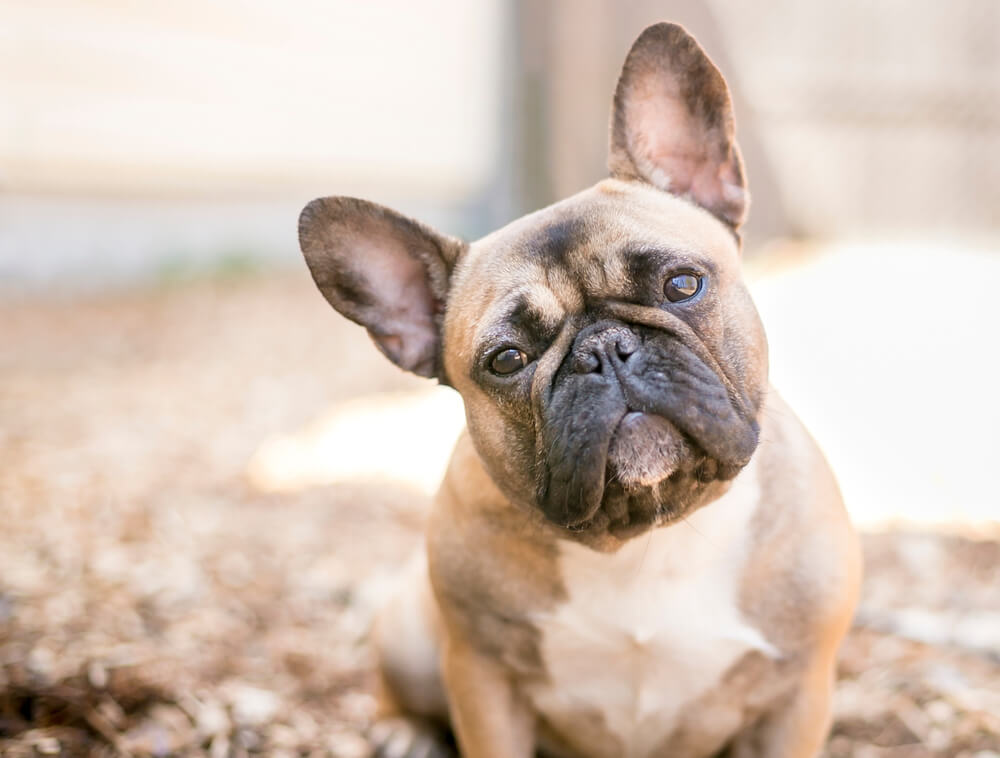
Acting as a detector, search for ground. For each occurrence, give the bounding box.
[1,271,998,757]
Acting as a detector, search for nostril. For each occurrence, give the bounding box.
[615,335,638,361]
[573,350,601,374]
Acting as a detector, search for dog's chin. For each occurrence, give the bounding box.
[557,412,734,541]
[606,411,689,490]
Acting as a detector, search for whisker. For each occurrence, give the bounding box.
[681,514,719,549]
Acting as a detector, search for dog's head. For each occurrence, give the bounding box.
[299,23,767,539]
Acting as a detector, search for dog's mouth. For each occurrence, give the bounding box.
[546,410,744,539]
[593,412,707,536]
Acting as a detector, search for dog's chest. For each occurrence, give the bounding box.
[525,466,777,758]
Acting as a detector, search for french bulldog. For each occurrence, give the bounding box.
[298,22,861,758]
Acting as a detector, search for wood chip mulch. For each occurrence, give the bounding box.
[1,275,997,757]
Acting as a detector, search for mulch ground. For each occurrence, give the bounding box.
[1,273,998,757]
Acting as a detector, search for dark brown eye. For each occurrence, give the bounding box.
[664,272,702,302]
[490,347,528,375]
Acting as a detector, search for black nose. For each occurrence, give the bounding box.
[571,323,639,374]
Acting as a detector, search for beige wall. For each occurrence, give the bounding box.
[0,0,506,199]
[515,0,1000,240]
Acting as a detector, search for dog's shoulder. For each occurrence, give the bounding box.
[740,388,862,653]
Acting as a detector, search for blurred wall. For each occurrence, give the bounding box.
[0,0,509,291]
[2,1,998,292]
[717,0,1000,239]
[513,0,1000,244]
[1,0,505,197]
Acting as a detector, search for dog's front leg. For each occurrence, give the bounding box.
[441,635,535,758]
[727,589,855,758]
[727,656,835,758]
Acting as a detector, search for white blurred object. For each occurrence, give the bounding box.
[749,239,1000,532]
[0,0,504,196]
[247,386,465,495]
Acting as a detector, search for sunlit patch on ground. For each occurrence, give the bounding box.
[247,388,465,497]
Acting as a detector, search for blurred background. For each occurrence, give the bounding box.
[2,1,999,756]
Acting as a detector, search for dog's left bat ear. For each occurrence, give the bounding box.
[609,22,748,229]
[298,196,467,380]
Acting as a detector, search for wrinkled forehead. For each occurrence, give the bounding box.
[445,180,739,349]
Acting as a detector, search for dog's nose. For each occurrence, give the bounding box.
[571,324,639,374]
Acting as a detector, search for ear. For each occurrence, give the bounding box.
[609,22,748,229]
[298,196,466,379]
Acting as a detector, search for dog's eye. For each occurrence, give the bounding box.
[664,273,702,302]
[489,347,528,375]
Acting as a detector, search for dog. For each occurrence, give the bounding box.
[298,22,861,758]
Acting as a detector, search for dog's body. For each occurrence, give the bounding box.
[300,23,860,758]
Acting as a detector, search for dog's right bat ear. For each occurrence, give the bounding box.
[609,22,748,229]
[298,197,467,380]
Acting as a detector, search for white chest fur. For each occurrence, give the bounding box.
[526,460,778,758]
